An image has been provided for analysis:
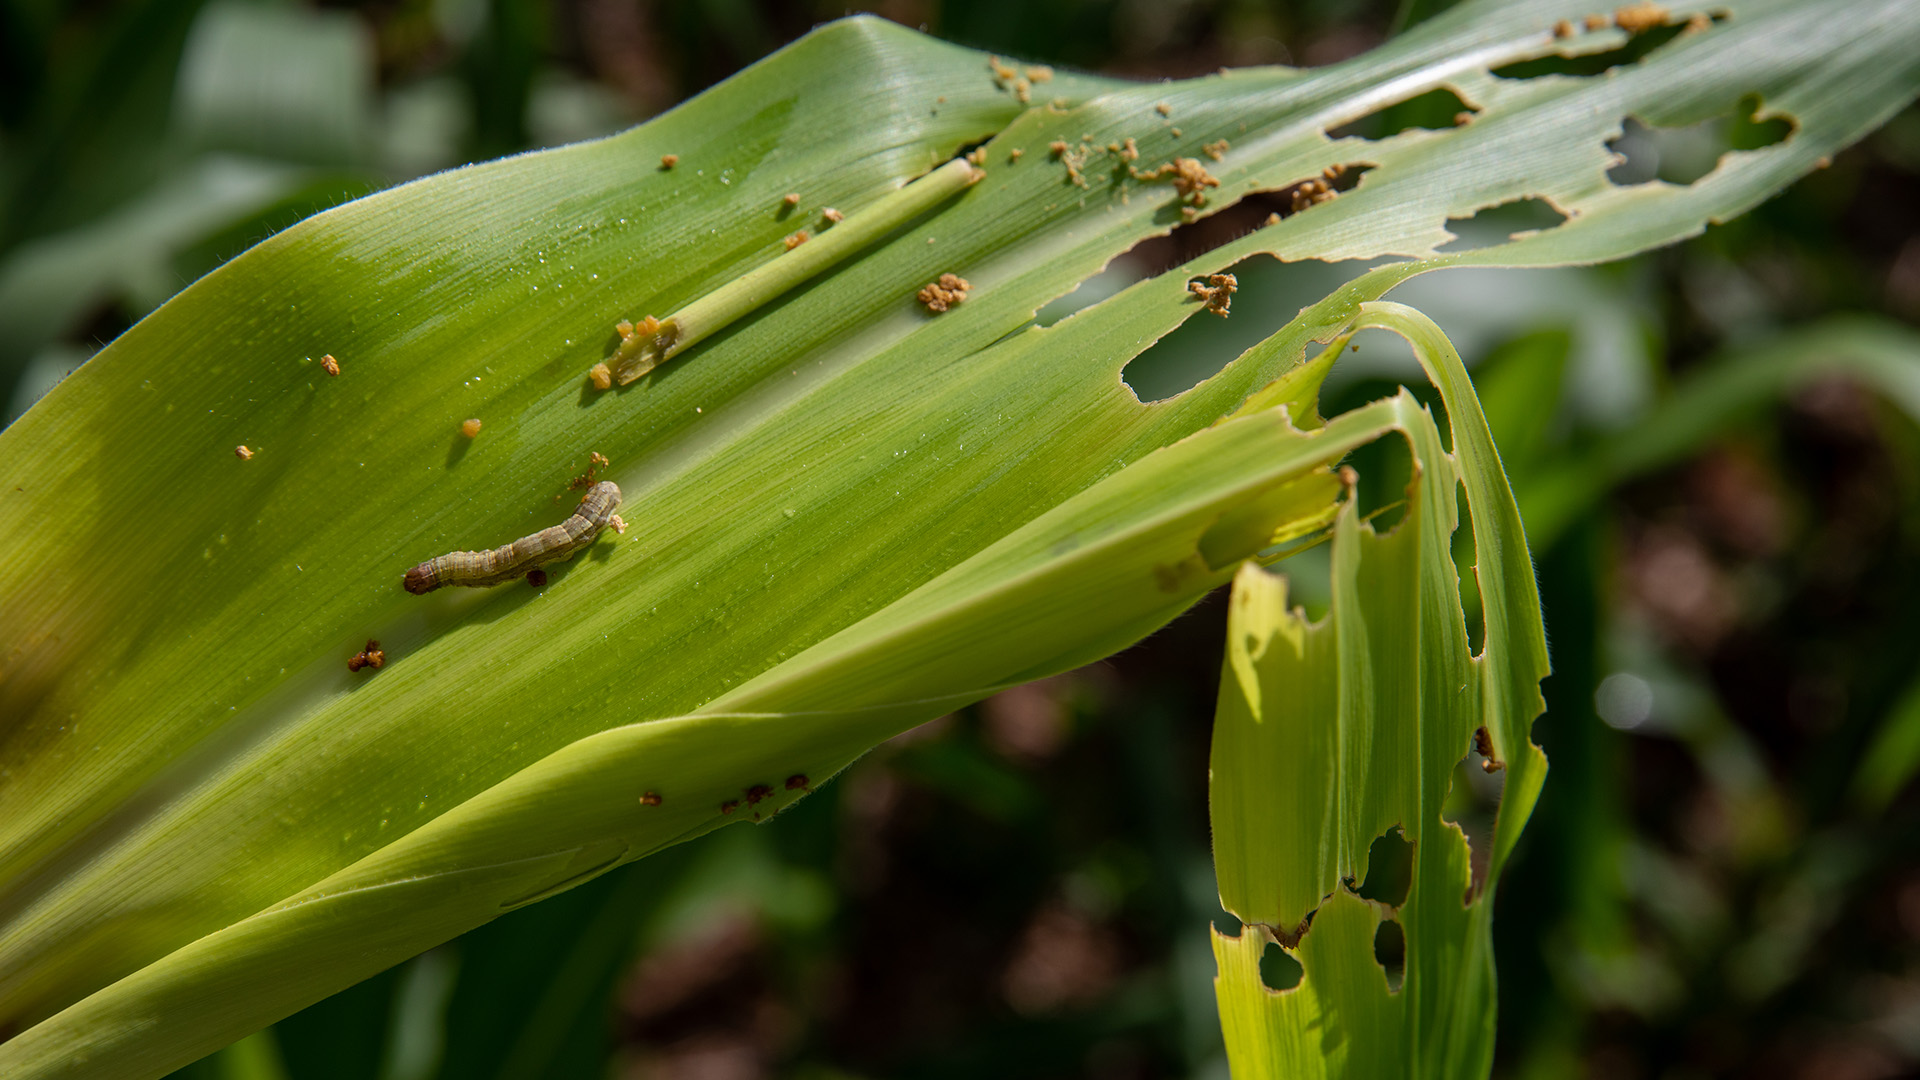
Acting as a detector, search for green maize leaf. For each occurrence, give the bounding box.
[1210,303,1546,1077]
[1,0,1914,1074]
[5,394,1398,1079]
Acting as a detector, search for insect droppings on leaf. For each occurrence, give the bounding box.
[1202,139,1229,162]
[347,639,385,672]
[1612,1,1667,32]
[1289,174,1337,213]
[588,363,613,390]
[461,418,482,438]
[320,354,340,377]
[782,192,800,208]
[1472,726,1507,771]
[1049,140,1089,187]
[720,800,740,815]
[786,774,810,790]
[526,568,547,587]
[822,207,844,223]
[1189,273,1237,316]
[567,451,612,492]
[745,784,774,804]
[640,791,662,806]
[1155,102,1172,117]
[1552,17,1575,37]
[1131,157,1218,207]
[784,230,810,250]
[1026,65,1053,83]
[659,154,678,169]
[917,273,971,313]
[1008,148,1023,163]
[1583,13,1608,30]
[234,445,253,460]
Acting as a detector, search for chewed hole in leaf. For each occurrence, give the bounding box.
[1038,167,1370,332]
[1259,941,1304,991]
[1121,164,1375,275]
[1264,537,1332,622]
[1327,87,1476,141]
[1437,197,1568,253]
[1455,483,1486,656]
[1121,255,1363,403]
[1491,17,1693,80]
[1334,422,1416,534]
[1373,918,1406,992]
[1035,255,1151,327]
[1267,162,1373,220]
[1607,94,1796,186]
[952,133,996,162]
[1443,744,1505,902]
[1354,828,1413,908]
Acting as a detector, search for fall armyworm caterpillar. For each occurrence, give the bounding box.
[403,481,621,594]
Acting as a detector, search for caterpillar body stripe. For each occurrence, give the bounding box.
[404,481,621,594]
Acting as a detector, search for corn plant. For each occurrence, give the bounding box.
[1,1,1915,1077]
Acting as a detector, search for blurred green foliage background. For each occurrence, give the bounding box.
[6,1,1920,1077]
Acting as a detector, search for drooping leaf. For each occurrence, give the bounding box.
[2,2,1915,1075]
[1209,303,1546,1077]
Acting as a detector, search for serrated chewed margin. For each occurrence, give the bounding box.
[0,1,1911,1074]
[1210,303,1547,1078]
